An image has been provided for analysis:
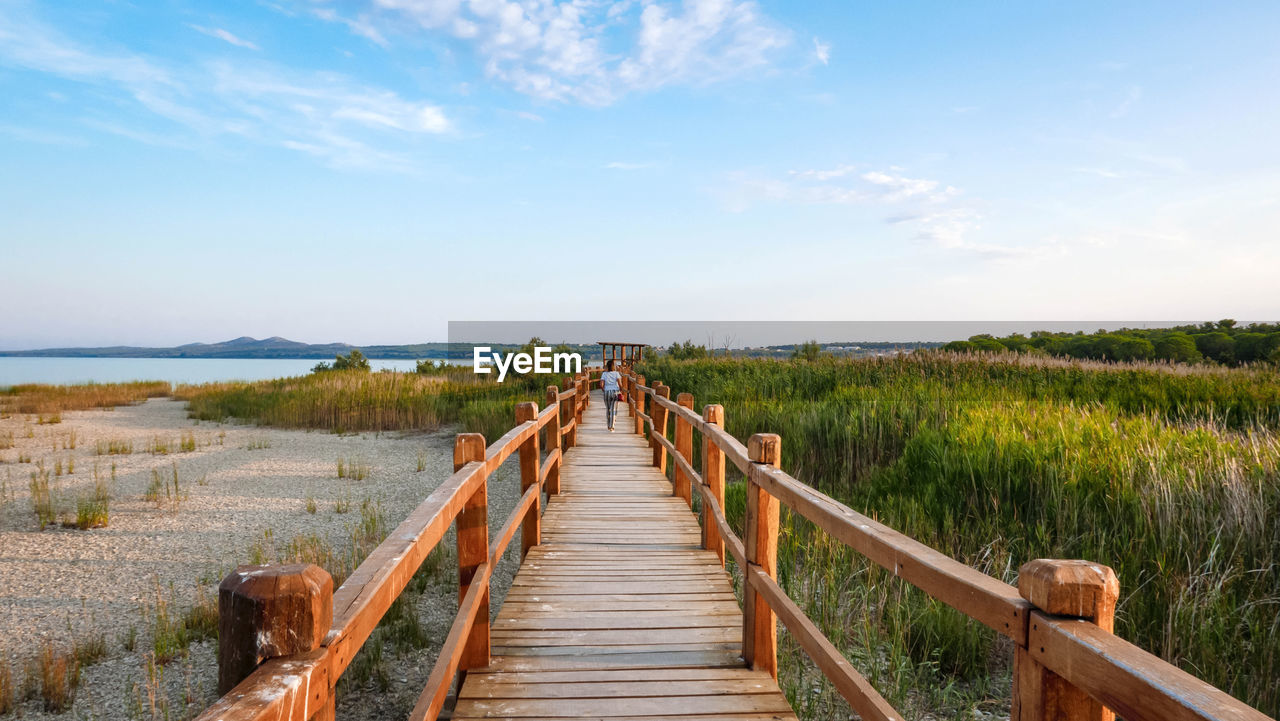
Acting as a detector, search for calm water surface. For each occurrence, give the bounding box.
[0,357,450,387]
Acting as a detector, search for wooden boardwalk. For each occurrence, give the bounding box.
[453,390,798,720]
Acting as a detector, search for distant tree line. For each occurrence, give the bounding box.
[942,320,1280,366]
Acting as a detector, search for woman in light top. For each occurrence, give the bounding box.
[600,360,622,431]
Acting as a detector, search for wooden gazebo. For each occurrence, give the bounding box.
[598,342,648,368]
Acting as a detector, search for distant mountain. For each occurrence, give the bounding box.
[0,337,455,360]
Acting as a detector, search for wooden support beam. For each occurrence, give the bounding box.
[562,378,576,448]
[633,375,646,436]
[701,404,726,567]
[217,564,333,696]
[743,433,780,678]
[515,402,541,559]
[544,386,561,495]
[454,433,490,675]
[652,384,670,472]
[1013,559,1119,721]
[674,393,694,507]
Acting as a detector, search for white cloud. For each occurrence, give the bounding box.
[1110,85,1142,118]
[722,164,1053,260]
[0,8,451,172]
[812,37,830,65]
[605,161,654,170]
[312,0,789,105]
[188,25,260,51]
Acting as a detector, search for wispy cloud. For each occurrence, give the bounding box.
[605,161,655,170]
[303,0,790,105]
[721,164,1056,260]
[188,25,260,51]
[812,37,830,65]
[0,6,450,172]
[1110,85,1142,118]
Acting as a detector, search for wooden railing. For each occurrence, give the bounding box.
[198,369,600,721]
[621,370,1273,721]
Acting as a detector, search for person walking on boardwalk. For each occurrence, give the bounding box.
[600,360,622,431]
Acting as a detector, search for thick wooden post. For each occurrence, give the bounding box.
[217,563,333,695]
[515,402,541,559]
[634,375,646,436]
[575,377,586,424]
[454,433,489,673]
[652,384,670,471]
[743,433,780,678]
[545,386,561,495]
[1014,559,1120,721]
[674,393,694,506]
[562,378,576,448]
[702,404,726,566]
[626,371,634,418]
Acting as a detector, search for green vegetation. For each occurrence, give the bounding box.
[312,349,372,373]
[73,477,111,529]
[0,381,170,415]
[943,320,1280,366]
[637,352,1280,718]
[177,365,551,440]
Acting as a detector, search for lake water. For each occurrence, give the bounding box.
[0,357,449,387]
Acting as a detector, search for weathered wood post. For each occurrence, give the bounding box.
[634,375,646,436]
[702,404,726,566]
[545,386,561,495]
[743,433,781,678]
[575,376,586,426]
[674,392,694,507]
[515,402,541,559]
[626,371,634,418]
[652,384,670,472]
[562,378,576,449]
[217,564,333,696]
[1014,559,1120,721]
[454,433,489,676]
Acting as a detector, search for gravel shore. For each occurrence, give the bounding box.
[0,398,524,720]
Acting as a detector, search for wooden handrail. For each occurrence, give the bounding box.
[622,371,1273,721]
[202,393,566,721]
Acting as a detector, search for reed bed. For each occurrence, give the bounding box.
[176,369,548,440]
[640,352,1280,718]
[0,381,171,415]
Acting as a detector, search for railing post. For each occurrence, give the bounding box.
[545,386,561,495]
[515,402,541,559]
[562,378,576,448]
[743,433,780,679]
[217,564,333,696]
[1013,559,1120,721]
[701,404,726,566]
[575,376,586,426]
[454,433,489,675]
[633,375,646,436]
[652,384,670,472]
[626,371,634,418]
[674,392,694,507]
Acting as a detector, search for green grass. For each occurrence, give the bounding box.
[638,352,1280,718]
[175,368,550,440]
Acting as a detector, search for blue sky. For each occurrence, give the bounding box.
[1,1,1278,348]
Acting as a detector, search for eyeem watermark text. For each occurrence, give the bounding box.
[473,346,582,382]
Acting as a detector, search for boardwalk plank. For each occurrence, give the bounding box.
[452,390,796,721]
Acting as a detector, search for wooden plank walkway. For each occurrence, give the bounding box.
[454,390,798,720]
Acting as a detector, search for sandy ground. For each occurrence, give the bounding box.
[0,399,524,720]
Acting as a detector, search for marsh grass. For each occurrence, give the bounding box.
[95,438,133,455]
[35,641,79,713]
[145,463,185,509]
[337,457,369,481]
[179,431,196,453]
[0,431,12,450]
[0,661,12,716]
[72,477,111,529]
[29,469,56,530]
[416,450,427,473]
[146,582,217,665]
[176,369,544,439]
[0,381,170,415]
[640,353,1280,717]
[245,437,271,450]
